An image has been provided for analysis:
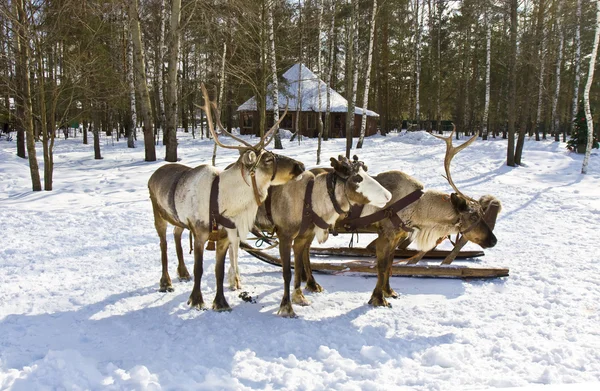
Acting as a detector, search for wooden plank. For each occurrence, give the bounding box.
[310,246,485,259]
[241,245,509,279]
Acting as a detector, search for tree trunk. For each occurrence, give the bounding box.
[164,0,181,162]
[127,0,156,161]
[15,0,41,190]
[482,7,491,140]
[534,0,547,141]
[126,20,136,149]
[345,0,358,158]
[507,0,517,167]
[414,0,422,125]
[581,0,600,174]
[157,0,167,145]
[316,0,324,163]
[324,0,336,141]
[569,0,582,142]
[551,2,564,142]
[357,0,377,149]
[265,0,282,149]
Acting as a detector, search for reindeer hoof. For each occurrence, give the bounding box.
[277,302,297,318]
[305,281,323,293]
[384,289,399,299]
[368,295,391,308]
[212,295,231,312]
[159,277,173,292]
[178,269,191,282]
[292,288,311,306]
[187,292,206,310]
[228,276,242,291]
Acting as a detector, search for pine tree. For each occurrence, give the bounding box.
[568,103,598,153]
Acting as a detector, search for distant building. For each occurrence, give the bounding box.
[237,63,379,138]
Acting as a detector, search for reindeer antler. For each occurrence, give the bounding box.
[256,98,290,150]
[431,124,477,201]
[195,84,248,151]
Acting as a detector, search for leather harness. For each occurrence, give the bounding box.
[209,175,236,232]
[341,189,424,232]
[298,178,331,236]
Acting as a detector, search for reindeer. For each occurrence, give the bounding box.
[147,84,305,311]
[250,155,392,317]
[292,128,499,307]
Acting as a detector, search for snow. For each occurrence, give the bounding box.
[1,130,600,390]
[237,63,379,117]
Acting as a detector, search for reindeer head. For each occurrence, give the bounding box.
[198,84,305,199]
[433,127,497,249]
[330,155,391,208]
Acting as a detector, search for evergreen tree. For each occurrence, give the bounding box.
[568,103,599,152]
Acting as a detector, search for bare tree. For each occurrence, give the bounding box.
[324,0,336,141]
[551,1,564,142]
[569,0,582,142]
[164,0,182,162]
[127,0,157,162]
[267,0,283,149]
[357,0,377,148]
[345,0,358,158]
[316,0,325,164]
[482,2,491,140]
[507,0,517,167]
[534,0,547,141]
[126,20,136,149]
[581,0,600,174]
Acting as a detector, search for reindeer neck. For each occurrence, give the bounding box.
[413,190,460,229]
[219,163,265,215]
[312,175,349,225]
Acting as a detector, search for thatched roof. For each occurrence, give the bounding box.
[237,63,379,117]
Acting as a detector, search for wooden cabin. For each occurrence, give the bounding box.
[237,63,379,138]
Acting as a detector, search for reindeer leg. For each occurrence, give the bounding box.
[188,230,208,310]
[292,236,310,306]
[228,237,242,291]
[174,227,191,281]
[384,233,406,298]
[213,236,232,311]
[152,200,173,292]
[277,236,296,317]
[369,233,394,307]
[301,233,322,293]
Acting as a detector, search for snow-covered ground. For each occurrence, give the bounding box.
[0,130,599,390]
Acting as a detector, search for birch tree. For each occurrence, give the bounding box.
[294,0,304,144]
[414,0,422,126]
[507,0,517,166]
[535,0,547,141]
[551,1,564,142]
[126,22,136,149]
[212,41,227,167]
[324,0,336,141]
[569,0,582,142]
[357,0,377,149]
[345,0,358,158]
[316,0,325,164]
[164,0,182,162]
[482,3,491,140]
[127,0,157,162]
[581,0,600,174]
[156,0,167,143]
[265,0,282,149]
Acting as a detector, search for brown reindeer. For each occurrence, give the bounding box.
[147,84,305,311]
[293,129,499,307]
[251,156,392,317]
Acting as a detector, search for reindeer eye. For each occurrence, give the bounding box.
[352,175,363,183]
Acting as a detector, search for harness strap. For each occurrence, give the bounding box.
[270,155,278,181]
[326,172,346,215]
[342,189,424,232]
[265,187,274,224]
[299,178,330,236]
[250,172,263,206]
[210,175,236,232]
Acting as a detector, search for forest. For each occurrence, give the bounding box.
[0,0,599,190]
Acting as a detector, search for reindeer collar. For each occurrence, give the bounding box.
[326,172,348,215]
[299,178,331,236]
[210,175,236,232]
[240,153,267,207]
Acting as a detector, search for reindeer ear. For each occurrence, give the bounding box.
[242,150,257,165]
[330,157,340,170]
[450,193,468,212]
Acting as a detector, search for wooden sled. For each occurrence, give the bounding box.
[241,242,509,279]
